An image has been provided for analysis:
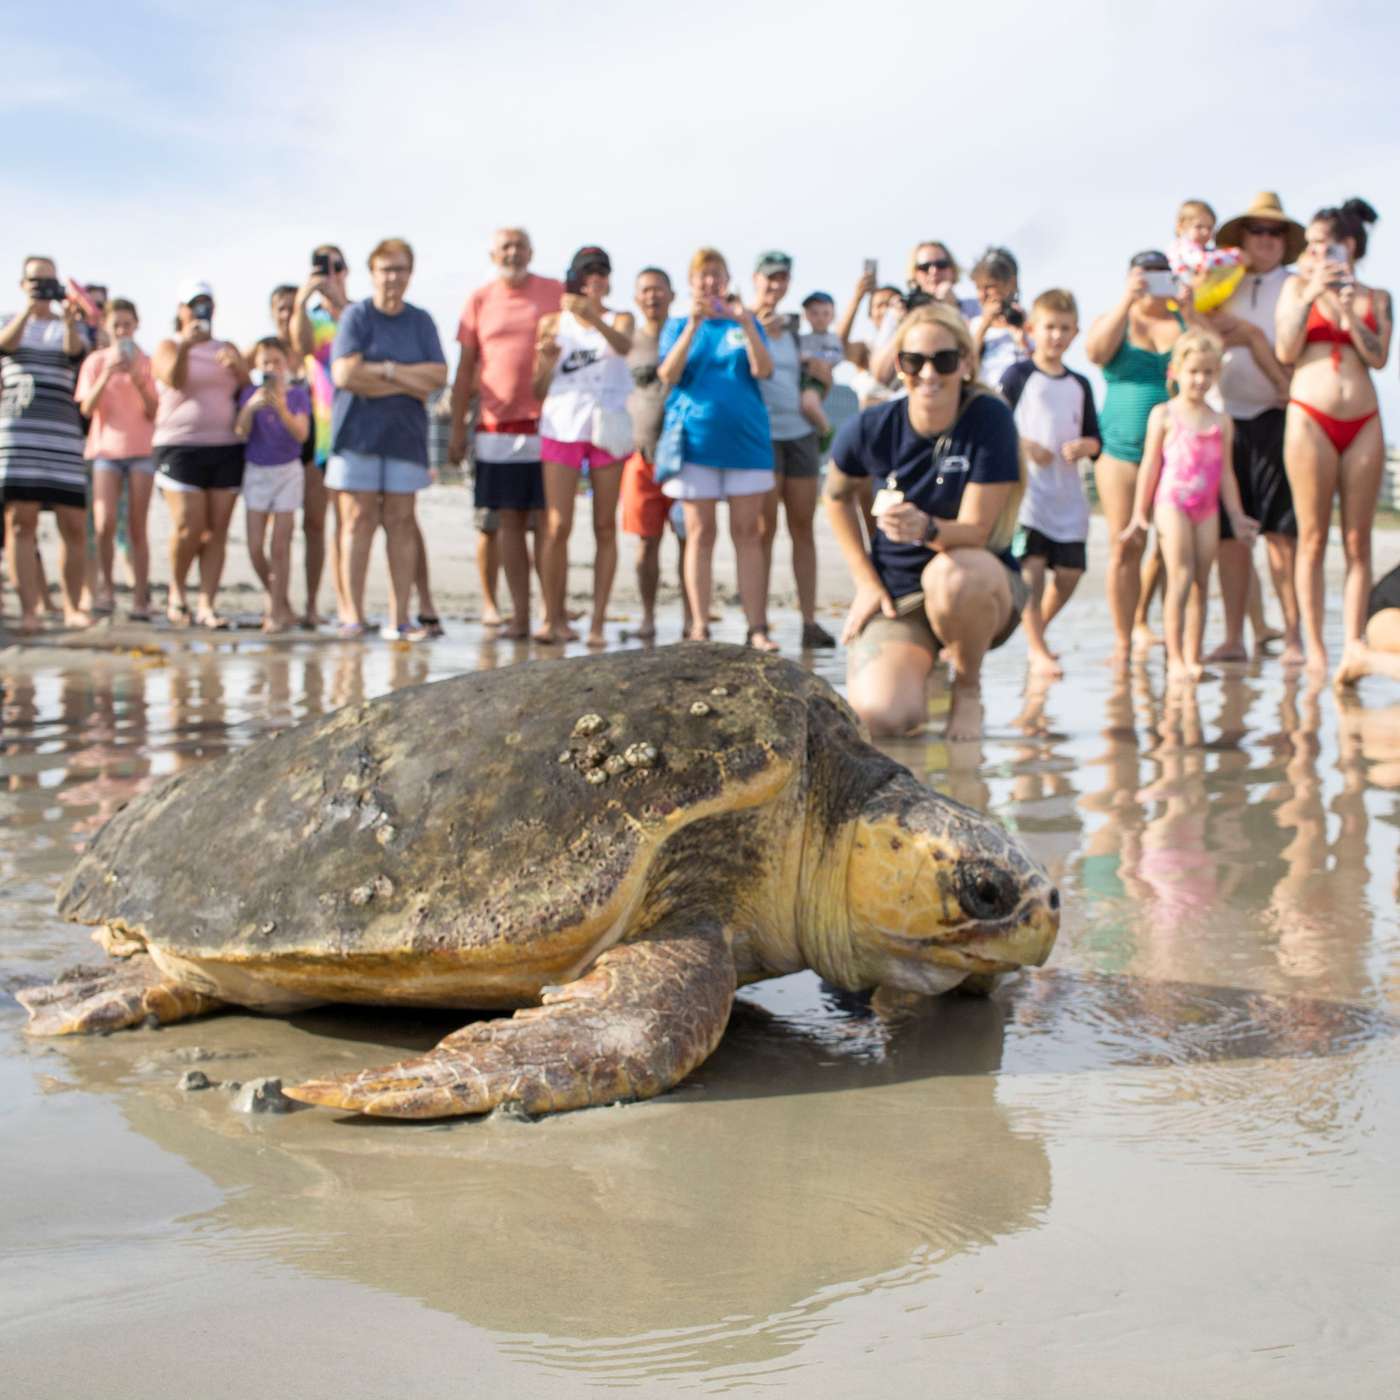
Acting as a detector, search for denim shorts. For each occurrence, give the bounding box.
[93,455,155,477]
[325,450,430,494]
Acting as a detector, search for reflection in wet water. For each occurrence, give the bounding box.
[2,622,1399,1392]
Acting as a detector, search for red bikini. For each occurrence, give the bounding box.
[1289,299,1380,453]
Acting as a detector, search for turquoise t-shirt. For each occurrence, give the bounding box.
[657,316,772,472]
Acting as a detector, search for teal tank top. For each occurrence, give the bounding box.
[1098,317,1182,464]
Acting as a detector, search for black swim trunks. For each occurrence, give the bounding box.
[1221,408,1294,539]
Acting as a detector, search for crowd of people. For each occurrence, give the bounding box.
[1,191,1397,741]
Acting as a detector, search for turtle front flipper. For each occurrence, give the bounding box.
[18,954,224,1036]
[285,921,738,1120]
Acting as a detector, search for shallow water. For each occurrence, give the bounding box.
[2,601,1399,1397]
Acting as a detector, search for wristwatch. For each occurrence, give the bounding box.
[922,513,940,545]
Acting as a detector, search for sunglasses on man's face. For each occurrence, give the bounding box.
[1244,224,1285,238]
[897,348,962,377]
[916,259,953,273]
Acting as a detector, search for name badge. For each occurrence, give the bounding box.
[724,328,747,350]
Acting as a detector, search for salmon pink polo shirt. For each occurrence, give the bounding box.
[456,274,562,429]
[74,347,157,460]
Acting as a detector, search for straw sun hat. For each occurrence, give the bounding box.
[1216,192,1306,266]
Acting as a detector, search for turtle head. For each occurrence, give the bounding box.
[841,786,1059,994]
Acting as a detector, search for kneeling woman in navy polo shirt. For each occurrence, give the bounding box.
[825,304,1027,740]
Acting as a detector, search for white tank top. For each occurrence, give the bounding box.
[539,312,632,443]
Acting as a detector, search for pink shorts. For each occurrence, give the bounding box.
[540,438,624,471]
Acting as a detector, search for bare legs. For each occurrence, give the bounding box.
[728,491,775,650]
[759,473,821,626]
[1285,408,1384,682]
[93,471,152,617]
[537,462,581,644]
[338,490,380,629]
[1155,503,1218,683]
[161,487,236,626]
[679,501,717,640]
[496,509,533,639]
[845,548,1011,741]
[476,527,503,627]
[585,463,622,647]
[381,494,419,632]
[1019,555,1082,678]
[1209,532,1301,663]
[246,508,296,630]
[301,465,333,625]
[1094,453,1145,665]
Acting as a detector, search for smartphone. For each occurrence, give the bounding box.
[863,258,878,282]
[1325,242,1352,289]
[1144,270,1176,299]
[311,251,332,277]
[248,370,266,388]
[116,336,136,362]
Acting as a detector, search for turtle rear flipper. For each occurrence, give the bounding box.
[285,921,737,1119]
[18,954,224,1036]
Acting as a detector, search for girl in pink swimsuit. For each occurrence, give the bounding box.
[1124,329,1258,682]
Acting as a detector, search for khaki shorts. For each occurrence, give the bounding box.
[858,562,1029,659]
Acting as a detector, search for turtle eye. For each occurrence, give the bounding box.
[958,861,1018,922]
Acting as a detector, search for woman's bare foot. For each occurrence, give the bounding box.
[63,608,94,629]
[1108,645,1132,672]
[1279,636,1305,667]
[1132,624,1162,653]
[1166,660,1195,685]
[166,600,192,627]
[746,628,780,653]
[635,618,657,641]
[1028,648,1064,679]
[480,605,505,628]
[685,625,711,642]
[1204,641,1248,663]
[1256,624,1286,646]
[946,683,985,742]
[586,630,607,649]
[1305,646,1329,679]
[93,588,116,616]
[1333,642,1381,688]
[16,612,42,635]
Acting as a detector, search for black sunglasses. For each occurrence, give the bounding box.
[897,348,962,377]
[1243,223,1285,237]
[916,258,953,273]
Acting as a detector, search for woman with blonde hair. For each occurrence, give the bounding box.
[656,246,776,649]
[824,303,1028,741]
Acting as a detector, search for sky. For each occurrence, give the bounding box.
[4,0,1399,437]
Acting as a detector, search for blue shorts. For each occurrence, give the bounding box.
[93,456,155,477]
[325,450,429,494]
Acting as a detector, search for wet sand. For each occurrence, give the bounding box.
[2,510,1399,1396]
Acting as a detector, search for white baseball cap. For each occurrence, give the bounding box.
[178,279,214,305]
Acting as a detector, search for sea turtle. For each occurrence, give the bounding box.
[18,644,1059,1119]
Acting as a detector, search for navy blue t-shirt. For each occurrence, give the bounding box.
[330,298,446,463]
[831,392,1021,597]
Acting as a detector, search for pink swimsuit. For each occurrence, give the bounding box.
[1155,411,1223,525]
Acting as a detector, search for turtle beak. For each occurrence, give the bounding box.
[973,881,1060,970]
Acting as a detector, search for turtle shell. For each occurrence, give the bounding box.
[57,645,839,1004]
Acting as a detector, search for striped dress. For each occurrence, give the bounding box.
[0,316,89,509]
